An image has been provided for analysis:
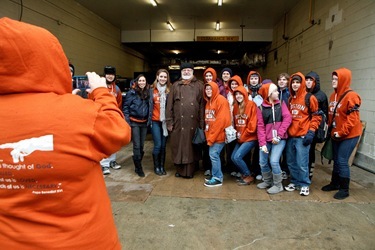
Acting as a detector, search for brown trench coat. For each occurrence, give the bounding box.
[166,76,205,164]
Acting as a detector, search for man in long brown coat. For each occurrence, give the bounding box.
[166,63,204,178]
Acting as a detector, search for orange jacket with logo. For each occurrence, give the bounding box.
[287,72,321,137]
[204,82,231,146]
[232,86,258,143]
[0,18,130,250]
[328,68,362,140]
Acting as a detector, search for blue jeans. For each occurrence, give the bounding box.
[209,143,225,182]
[130,121,148,160]
[151,121,167,155]
[259,140,286,175]
[332,136,359,178]
[231,140,257,176]
[286,137,311,187]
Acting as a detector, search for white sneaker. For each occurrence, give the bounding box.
[285,183,296,192]
[110,161,121,170]
[204,170,211,176]
[300,186,310,196]
[102,167,110,175]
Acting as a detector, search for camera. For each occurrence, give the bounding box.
[73,75,90,90]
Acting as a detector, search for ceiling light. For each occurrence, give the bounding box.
[166,21,175,31]
[218,0,223,6]
[150,0,158,7]
[215,21,220,31]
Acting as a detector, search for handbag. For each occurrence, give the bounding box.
[225,125,237,144]
[321,136,333,161]
[192,127,206,144]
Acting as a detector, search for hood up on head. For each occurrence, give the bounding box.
[289,72,306,97]
[258,82,277,101]
[233,85,249,105]
[332,67,352,96]
[0,17,72,95]
[227,75,244,93]
[305,71,320,93]
[246,71,263,87]
[203,67,217,83]
[204,81,220,102]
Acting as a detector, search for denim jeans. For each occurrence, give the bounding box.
[332,136,359,178]
[286,137,311,187]
[130,121,148,160]
[231,140,257,176]
[151,121,167,155]
[259,139,286,175]
[100,153,116,167]
[209,142,225,182]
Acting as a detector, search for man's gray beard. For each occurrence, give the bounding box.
[182,75,193,80]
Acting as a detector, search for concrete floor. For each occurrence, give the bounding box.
[105,139,375,250]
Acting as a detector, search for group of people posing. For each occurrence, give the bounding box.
[120,62,361,200]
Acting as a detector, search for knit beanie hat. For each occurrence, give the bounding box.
[292,75,302,82]
[268,83,278,97]
[221,67,233,77]
[104,65,116,75]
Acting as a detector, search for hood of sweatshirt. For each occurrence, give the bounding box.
[203,81,220,102]
[289,72,307,98]
[305,71,321,93]
[203,67,217,83]
[228,75,244,93]
[0,18,72,95]
[233,85,249,105]
[246,70,262,92]
[333,67,352,97]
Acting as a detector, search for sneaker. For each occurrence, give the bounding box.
[102,167,110,175]
[110,161,121,170]
[256,174,263,181]
[204,170,211,176]
[204,178,222,187]
[300,186,310,196]
[284,183,296,192]
[237,175,254,186]
[281,171,288,180]
[204,177,212,182]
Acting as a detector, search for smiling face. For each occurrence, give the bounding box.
[181,68,193,80]
[222,71,231,82]
[205,72,213,83]
[230,80,239,91]
[205,85,212,98]
[158,72,168,85]
[291,79,301,92]
[105,74,115,83]
[137,76,147,89]
[278,76,288,89]
[235,91,244,103]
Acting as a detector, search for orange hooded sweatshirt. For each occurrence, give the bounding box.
[329,68,362,140]
[203,67,217,83]
[232,86,258,143]
[246,70,262,97]
[0,18,131,250]
[204,82,231,146]
[287,72,321,137]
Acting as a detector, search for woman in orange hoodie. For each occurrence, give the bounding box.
[203,82,231,187]
[321,68,362,200]
[0,18,131,249]
[231,86,258,185]
[285,72,321,196]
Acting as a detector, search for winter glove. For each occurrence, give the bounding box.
[303,130,315,146]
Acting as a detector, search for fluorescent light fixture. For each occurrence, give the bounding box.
[150,0,158,7]
[166,21,175,31]
[218,0,223,6]
[215,21,220,31]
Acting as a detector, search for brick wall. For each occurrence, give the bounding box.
[264,0,375,172]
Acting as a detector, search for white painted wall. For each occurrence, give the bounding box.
[0,0,147,78]
[263,0,375,172]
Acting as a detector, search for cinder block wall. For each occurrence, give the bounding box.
[264,0,375,172]
[0,0,148,78]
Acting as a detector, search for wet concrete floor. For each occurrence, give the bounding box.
[105,139,375,249]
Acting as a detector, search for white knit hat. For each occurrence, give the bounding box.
[268,83,278,97]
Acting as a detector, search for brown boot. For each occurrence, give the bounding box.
[238,175,254,185]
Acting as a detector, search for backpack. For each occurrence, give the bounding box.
[305,93,329,143]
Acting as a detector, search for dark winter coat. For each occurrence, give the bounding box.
[123,89,150,125]
[166,76,204,164]
[306,71,328,116]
